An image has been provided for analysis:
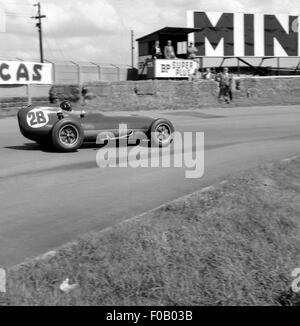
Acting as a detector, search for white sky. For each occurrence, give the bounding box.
[0,0,299,65]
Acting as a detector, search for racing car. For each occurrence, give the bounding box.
[17,101,175,152]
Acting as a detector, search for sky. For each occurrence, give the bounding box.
[0,0,300,65]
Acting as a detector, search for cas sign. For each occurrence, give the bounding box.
[155,59,198,78]
[0,61,53,85]
[187,11,300,57]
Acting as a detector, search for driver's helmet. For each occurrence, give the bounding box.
[60,101,72,112]
[82,87,88,97]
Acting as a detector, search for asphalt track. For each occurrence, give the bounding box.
[1,105,300,267]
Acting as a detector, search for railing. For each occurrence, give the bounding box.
[195,56,300,76]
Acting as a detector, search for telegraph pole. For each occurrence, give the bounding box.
[131,30,135,69]
[32,2,46,63]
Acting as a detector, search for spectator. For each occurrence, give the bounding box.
[49,90,58,104]
[187,42,198,59]
[216,67,233,103]
[190,68,202,81]
[152,41,163,59]
[203,68,214,80]
[164,40,177,59]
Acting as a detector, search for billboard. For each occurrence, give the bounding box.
[187,11,300,57]
[0,61,53,85]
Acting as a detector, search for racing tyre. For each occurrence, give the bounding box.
[52,119,84,152]
[149,119,174,147]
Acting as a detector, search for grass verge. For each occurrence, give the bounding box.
[1,159,300,306]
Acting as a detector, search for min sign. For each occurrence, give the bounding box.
[187,11,300,57]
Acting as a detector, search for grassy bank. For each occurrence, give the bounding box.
[1,159,300,306]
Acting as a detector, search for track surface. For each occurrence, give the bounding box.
[1,105,300,267]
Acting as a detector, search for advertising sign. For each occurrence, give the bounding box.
[155,59,198,78]
[0,61,53,85]
[187,11,300,57]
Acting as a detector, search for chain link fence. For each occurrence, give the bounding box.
[44,60,136,84]
[0,57,137,84]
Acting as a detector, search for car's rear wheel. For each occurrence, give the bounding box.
[149,119,174,147]
[52,119,84,152]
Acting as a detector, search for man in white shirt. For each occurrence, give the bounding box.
[203,68,214,80]
[164,40,177,59]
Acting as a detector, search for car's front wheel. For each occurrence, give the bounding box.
[52,119,84,152]
[149,119,174,147]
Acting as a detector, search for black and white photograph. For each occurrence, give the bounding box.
[0,0,300,310]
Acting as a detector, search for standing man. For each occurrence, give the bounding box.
[187,42,198,59]
[217,67,233,103]
[203,68,214,80]
[164,40,177,59]
[190,68,202,82]
[152,41,163,59]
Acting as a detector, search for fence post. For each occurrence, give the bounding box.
[52,62,56,84]
[91,62,102,81]
[237,58,241,76]
[111,64,120,81]
[198,57,204,73]
[99,65,102,81]
[70,61,81,85]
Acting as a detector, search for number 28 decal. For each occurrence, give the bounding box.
[26,108,49,128]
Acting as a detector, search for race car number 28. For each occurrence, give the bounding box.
[26,109,49,128]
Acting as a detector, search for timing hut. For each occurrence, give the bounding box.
[137,27,200,79]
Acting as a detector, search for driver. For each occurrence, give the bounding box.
[60,101,72,112]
